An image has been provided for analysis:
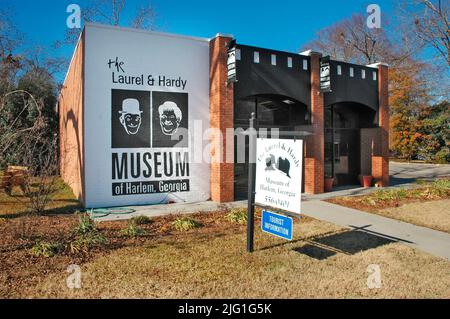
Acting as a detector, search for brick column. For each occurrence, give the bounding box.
[371,63,390,187]
[209,34,234,202]
[304,51,325,194]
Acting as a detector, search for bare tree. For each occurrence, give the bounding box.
[0,7,23,93]
[0,6,22,57]
[24,46,68,77]
[395,0,450,98]
[303,14,400,65]
[131,4,156,30]
[411,0,449,66]
[0,90,59,214]
[57,0,157,47]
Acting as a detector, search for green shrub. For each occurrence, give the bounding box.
[431,178,450,190]
[422,179,450,197]
[121,223,146,238]
[225,208,248,224]
[70,232,107,253]
[435,148,450,164]
[415,179,429,185]
[130,215,152,225]
[172,217,202,231]
[71,213,107,253]
[363,188,408,205]
[73,213,96,235]
[31,241,64,257]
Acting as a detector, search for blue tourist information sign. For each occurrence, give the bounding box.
[261,210,293,241]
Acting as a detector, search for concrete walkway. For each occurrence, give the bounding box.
[90,200,246,222]
[93,197,450,260]
[302,200,450,260]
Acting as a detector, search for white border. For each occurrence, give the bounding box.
[261,210,293,241]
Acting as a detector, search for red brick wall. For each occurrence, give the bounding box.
[372,156,389,186]
[372,64,389,187]
[209,35,234,202]
[360,128,380,176]
[304,52,325,194]
[58,32,85,204]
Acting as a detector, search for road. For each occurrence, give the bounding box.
[390,162,450,185]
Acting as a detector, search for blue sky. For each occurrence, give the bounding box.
[6,0,396,81]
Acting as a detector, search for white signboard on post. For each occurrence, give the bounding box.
[255,138,303,214]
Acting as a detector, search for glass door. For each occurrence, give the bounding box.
[325,105,361,186]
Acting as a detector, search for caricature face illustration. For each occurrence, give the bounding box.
[119,98,142,135]
[158,101,182,135]
[265,154,276,171]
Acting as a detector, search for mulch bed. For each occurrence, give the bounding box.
[327,196,424,213]
[327,189,450,213]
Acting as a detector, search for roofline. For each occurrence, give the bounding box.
[237,43,312,58]
[84,22,211,43]
[59,27,85,101]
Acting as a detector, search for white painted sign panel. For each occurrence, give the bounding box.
[255,138,303,214]
[83,24,210,208]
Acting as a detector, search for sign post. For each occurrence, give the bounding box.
[246,114,303,252]
[247,112,256,253]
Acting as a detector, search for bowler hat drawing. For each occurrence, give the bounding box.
[118,98,143,114]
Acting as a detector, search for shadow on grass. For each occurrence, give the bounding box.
[293,229,396,260]
[261,224,412,260]
[0,202,81,220]
[390,176,417,186]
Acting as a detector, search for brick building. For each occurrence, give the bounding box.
[59,24,389,208]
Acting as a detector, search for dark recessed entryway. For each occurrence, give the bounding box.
[234,94,310,200]
[325,102,377,186]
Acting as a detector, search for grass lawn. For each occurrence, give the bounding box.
[0,177,81,217]
[1,178,450,298]
[328,179,450,233]
[28,223,450,299]
[377,200,450,233]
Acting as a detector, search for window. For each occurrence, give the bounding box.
[287,56,293,68]
[303,59,308,70]
[337,65,342,75]
[362,69,366,79]
[254,51,259,63]
[373,71,377,81]
[236,49,241,61]
[334,142,340,163]
[271,54,277,66]
[349,67,354,77]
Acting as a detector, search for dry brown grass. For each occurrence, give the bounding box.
[378,199,450,233]
[0,177,81,217]
[328,181,450,233]
[15,218,450,299]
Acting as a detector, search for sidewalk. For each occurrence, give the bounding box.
[301,200,450,260]
[93,196,450,260]
[90,200,246,222]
